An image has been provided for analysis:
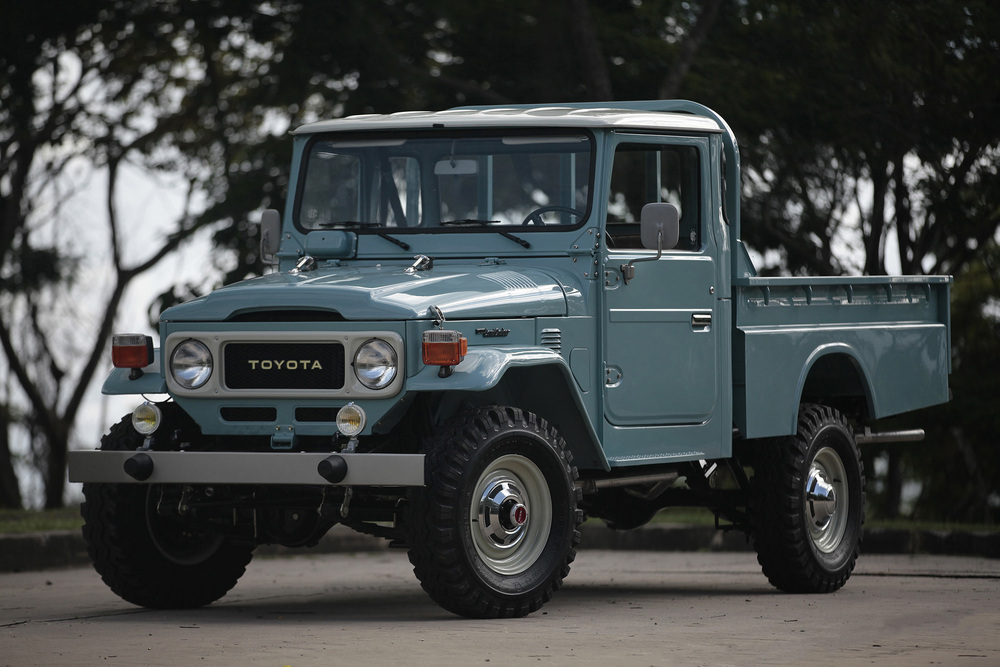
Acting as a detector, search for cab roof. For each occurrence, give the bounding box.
[292,105,723,135]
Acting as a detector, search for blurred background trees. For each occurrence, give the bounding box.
[1,0,997,519]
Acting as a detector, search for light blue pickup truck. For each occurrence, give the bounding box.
[69,101,951,618]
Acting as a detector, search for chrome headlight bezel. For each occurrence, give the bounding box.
[353,338,398,390]
[170,339,214,389]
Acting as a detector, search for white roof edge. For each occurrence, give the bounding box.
[291,107,722,135]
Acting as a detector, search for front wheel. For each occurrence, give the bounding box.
[749,404,865,593]
[81,416,254,608]
[408,406,582,618]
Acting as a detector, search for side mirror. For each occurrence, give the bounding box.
[260,209,281,267]
[621,203,680,285]
[640,202,680,251]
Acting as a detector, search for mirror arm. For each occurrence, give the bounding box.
[621,231,662,285]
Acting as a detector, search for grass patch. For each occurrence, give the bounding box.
[0,506,993,536]
[866,518,997,532]
[0,507,83,534]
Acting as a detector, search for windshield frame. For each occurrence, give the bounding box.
[292,128,596,236]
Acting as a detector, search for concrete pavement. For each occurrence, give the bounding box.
[2,520,997,573]
[3,550,998,665]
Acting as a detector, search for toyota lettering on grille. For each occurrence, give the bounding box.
[246,359,324,371]
[225,342,345,390]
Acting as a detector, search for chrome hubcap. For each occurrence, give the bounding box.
[806,470,837,530]
[478,479,529,549]
[471,454,552,576]
[804,446,849,554]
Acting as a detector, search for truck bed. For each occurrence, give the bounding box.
[733,275,951,439]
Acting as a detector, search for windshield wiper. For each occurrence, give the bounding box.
[439,219,501,226]
[317,221,382,229]
[498,231,530,248]
[378,233,410,250]
[440,219,530,247]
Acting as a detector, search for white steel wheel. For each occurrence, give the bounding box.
[407,406,581,618]
[470,454,553,576]
[749,404,865,594]
[805,446,850,554]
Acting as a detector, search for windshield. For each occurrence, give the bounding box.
[296,131,593,232]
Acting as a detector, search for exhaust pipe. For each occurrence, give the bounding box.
[854,427,925,445]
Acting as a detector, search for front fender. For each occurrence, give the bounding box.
[101,350,167,395]
[407,346,563,391]
[407,346,608,470]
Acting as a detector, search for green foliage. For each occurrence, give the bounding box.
[686,0,1000,277]
[1,1,998,518]
[905,243,1000,523]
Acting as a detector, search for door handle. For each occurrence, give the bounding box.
[691,313,712,329]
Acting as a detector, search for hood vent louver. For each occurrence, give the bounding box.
[540,328,562,354]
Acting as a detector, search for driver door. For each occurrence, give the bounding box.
[602,137,719,430]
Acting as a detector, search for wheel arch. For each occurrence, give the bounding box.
[794,345,877,431]
[404,346,608,471]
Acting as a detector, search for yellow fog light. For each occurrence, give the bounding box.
[132,402,162,435]
[336,403,367,437]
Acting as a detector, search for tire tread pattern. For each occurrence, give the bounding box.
[749,404,865,593]
[408,406,582,618]
[81,417,254,609]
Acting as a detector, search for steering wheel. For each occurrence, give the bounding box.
[520,205,585,226]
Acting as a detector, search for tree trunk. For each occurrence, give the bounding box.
[658,0,725,99]
[0,410,24,508]
[884,448,903,519]
[567,0,614,101]
[864,158,889,276]
[43,422,69,509]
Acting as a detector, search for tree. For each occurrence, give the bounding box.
[906,242,1000,523]
[4,0,993,517]
[0,0,296,507]
[685,0,1000,518]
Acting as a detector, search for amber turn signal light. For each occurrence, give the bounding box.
[422,330,467,377]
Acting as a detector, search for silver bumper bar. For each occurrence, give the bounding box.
[68,450,425,487]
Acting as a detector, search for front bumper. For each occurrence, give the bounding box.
[68,450,425,486]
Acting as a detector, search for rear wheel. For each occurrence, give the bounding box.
[750,404,865,593]
[81,416,254,608]
[408,406,582,618]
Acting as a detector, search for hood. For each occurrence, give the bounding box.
[161,264,570,322]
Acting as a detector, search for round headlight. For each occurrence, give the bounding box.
[354,339,398,389]
[170,339,213,389]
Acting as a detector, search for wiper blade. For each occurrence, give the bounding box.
[378,232,410,251]
[317,221,382,228]
[498,231,530,248]
[439,219,501,226]
[440,219,529,247]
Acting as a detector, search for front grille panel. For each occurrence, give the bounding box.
[295,407,338,422]
[220,407,277,422]
[224,342,345,390]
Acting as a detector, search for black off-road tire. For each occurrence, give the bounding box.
[750,404,865,593]
[81,416,254,608]
[408,406,582,618]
